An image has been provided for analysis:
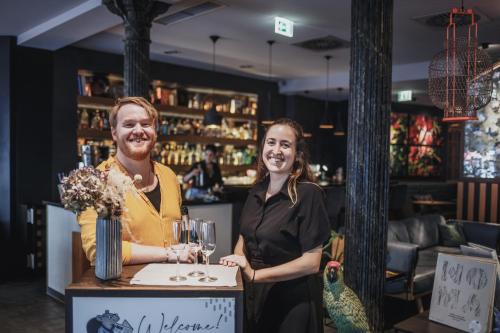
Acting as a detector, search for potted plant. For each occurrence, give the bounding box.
[59,166,136,280]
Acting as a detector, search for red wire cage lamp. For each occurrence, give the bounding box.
[428,7,493,122]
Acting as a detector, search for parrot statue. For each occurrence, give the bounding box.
[323,261,371,333]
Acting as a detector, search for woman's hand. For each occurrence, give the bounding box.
[219,254,254,281]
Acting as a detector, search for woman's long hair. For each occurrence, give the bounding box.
[255,118,315,206]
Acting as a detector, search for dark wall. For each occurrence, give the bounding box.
[0,37,14,277]
[282,95,348,173]
[14,46,53,206]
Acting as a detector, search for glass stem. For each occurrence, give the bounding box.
[194,249,198,266]
[176,254,180,278]
[205,255,210,277]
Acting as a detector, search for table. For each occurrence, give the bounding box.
[412,200,456,217]
[394,311,463,333]
[66,265,244,333]
[412,200,456,206]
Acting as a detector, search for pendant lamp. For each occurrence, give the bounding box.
[333,112,345,136]
[203,35,222,128]
[428,4,492,122]
[333,87,346,136]
[261,40,275,126]
[319,55,334,129]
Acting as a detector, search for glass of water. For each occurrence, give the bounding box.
[199,220,217,282]
[169,220,187,282]
[187,218,205,277]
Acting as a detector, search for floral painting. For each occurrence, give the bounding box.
[409,114,443,146]
[389,111,444,178]
[390,145,408,177]
[390,113,408,144]
[463,67,500,179]
[408,146,442,176]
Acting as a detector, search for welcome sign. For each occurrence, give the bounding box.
[72,297,236,333]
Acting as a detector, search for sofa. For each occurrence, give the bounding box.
[385,215,500,310]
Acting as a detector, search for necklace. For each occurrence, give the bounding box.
[115,156,154,192]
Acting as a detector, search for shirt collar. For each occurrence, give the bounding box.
[251,175,290,203]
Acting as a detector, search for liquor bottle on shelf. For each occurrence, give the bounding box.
[90,110,102,130]
[79,109,90,129]
[102,111,110,130]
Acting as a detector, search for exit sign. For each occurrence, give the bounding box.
[397,90,412,102]
[275,17,294,37]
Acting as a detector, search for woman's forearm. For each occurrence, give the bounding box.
[253,247,322,283]
[234,235,244,256]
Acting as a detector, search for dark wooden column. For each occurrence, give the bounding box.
[104,0,169,97]
[344,0,393,331]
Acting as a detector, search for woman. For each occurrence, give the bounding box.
[220,118,330,333]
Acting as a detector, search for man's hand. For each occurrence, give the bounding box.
[166,244,194,263]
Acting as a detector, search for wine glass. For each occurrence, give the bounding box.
[199,220,217,282]
[188,218,205,277]
[169,220,187,282]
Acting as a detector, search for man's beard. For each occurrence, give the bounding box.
[118,138,155,161]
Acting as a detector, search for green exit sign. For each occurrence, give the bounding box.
[397,90,412,102]
[275,17,294,37]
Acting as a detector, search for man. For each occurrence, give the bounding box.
[79,97,188,265]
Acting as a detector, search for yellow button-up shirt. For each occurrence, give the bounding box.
[78,156,182,265]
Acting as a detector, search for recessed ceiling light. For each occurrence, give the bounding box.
[164,50,180,55]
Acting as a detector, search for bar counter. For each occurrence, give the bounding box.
[66,265,244,333]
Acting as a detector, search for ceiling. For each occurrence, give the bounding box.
[1,0,500,104]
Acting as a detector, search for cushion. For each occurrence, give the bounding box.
[439,224,466,247]
[459,221,500,250]
[388,220,411,243]
[405,215,441,249]
[413,246,461,294]
[413,248,437,294]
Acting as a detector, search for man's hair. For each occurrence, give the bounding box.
[205,144,217,154]
[109,96,158,128]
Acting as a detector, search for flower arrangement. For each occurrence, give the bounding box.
[60,166,136,219]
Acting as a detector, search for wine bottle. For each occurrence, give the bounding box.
[181,206,190,244]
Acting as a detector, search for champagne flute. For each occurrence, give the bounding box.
[188,218,205,277]
[199,220,217,282]
[169,220,187,282]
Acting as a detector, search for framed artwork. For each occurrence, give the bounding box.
[462,67,500,179]
[390,112,444,178]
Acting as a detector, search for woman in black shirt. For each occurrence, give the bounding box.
[220,118,330,333]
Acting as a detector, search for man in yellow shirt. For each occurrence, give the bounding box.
[78,97,188,265]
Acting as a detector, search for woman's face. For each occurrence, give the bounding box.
[262,124,297,175]
[111,103,157,161]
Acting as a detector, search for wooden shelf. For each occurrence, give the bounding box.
[78,128,112,140]
[77,129,257,146]
[77,95,115,108]
[159,135,257,146]
[167,164,254,174]
[77,95,257,122]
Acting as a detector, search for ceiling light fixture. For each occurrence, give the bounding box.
[203,35,222,128]
[333,88,345,136]
[319,55,334,129]
[428,1,492,122]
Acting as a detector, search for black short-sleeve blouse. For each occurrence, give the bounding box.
[240,178,330,266]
